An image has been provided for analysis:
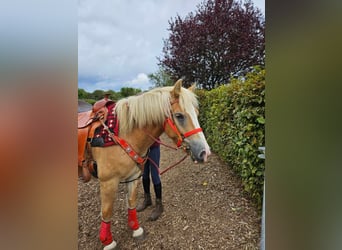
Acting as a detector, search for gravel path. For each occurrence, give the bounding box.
[78,135,261,249]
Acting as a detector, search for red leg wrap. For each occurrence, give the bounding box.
[128,208,140,230]
[99,221,113,245]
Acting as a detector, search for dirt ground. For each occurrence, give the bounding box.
[78,135,261,249]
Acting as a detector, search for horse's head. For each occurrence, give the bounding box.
[164,79,211,163]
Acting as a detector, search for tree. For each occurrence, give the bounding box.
[159,0,265,90]
[78,88,88,99]
[90,90,105,100]
[119,87,142,98]
[148,66,174,88]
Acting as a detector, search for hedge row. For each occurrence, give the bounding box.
[196,67,265,207]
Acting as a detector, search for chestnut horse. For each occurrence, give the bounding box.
[91,79,210,249]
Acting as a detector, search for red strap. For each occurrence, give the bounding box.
[163,118,183,147]
[100,119,146,166]
[112,134,146,165]
[159,154,188,175]
[183,128,203,138]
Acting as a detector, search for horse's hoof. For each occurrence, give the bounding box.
[103,240,118,250]
[132,227,146,241]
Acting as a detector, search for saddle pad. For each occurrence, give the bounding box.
[93,102,119,147]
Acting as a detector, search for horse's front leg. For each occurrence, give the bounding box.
[99,178,119,250]
[127,179,145,240]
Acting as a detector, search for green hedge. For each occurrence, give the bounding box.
[197,67,265,207]
[83,99,96,105]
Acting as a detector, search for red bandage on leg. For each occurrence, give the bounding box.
[99,221,113,245]
[128,208,140,230]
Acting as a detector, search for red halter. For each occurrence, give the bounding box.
[183,127,203,138]
[163,117,182,147]
[164,99,203,147]
[163,117,203,148]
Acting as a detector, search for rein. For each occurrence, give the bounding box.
[147,153,189,176]
[144,112,203,175]
[145,132,179,150]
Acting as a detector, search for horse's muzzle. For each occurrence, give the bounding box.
[187,141,210,163]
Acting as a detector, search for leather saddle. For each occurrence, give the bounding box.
[78,99,115,182]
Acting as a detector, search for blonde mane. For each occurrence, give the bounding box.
[114,86,199,135]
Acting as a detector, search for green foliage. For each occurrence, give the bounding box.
[120,87,142,98]
[78,88,88,99]
[90,90,105,100]
[148,67,174,88]
[78,87,142,102]
[83,99,96,105]
[197,66,265,207]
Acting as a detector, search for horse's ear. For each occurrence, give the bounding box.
[172,79,182,98]
[188,84,196,92]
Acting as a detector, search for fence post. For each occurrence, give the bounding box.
[258,146,265,250]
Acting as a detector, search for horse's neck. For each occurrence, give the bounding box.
[122,126,163,156]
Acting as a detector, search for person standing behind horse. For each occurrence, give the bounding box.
[103,92,111,101]
[136,141,163,220]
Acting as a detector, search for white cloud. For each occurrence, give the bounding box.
[78,0,265,92]
[78,0,205,92]
[124,73,152,90]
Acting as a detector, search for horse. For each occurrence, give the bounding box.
[89,79,211,249]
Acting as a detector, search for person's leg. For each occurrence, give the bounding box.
[136,157,152,212]
[149,146,163,221]
[142,166,151,194]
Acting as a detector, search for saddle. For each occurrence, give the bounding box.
[78,99,116,182]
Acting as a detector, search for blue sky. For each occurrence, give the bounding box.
[78,0,265,92]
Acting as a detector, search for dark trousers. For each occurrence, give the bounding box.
[142,145,162,199]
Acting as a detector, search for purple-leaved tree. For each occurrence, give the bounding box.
[159,0,265,90]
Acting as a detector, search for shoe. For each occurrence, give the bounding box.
[136,193,152,212]
[149,198,163,221]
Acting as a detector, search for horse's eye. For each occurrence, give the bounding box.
[174,113,185,122]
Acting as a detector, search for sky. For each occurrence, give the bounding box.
[78,0,265,93]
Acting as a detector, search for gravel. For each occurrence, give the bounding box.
[78,135,261,249]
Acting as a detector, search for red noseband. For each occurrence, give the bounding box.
[183,127,203,138]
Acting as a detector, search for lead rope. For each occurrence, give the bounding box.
[145,132,179,150]
[143,130,190,175]
[146,153,188,176]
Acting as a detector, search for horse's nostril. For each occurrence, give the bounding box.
[198,150,206,161]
